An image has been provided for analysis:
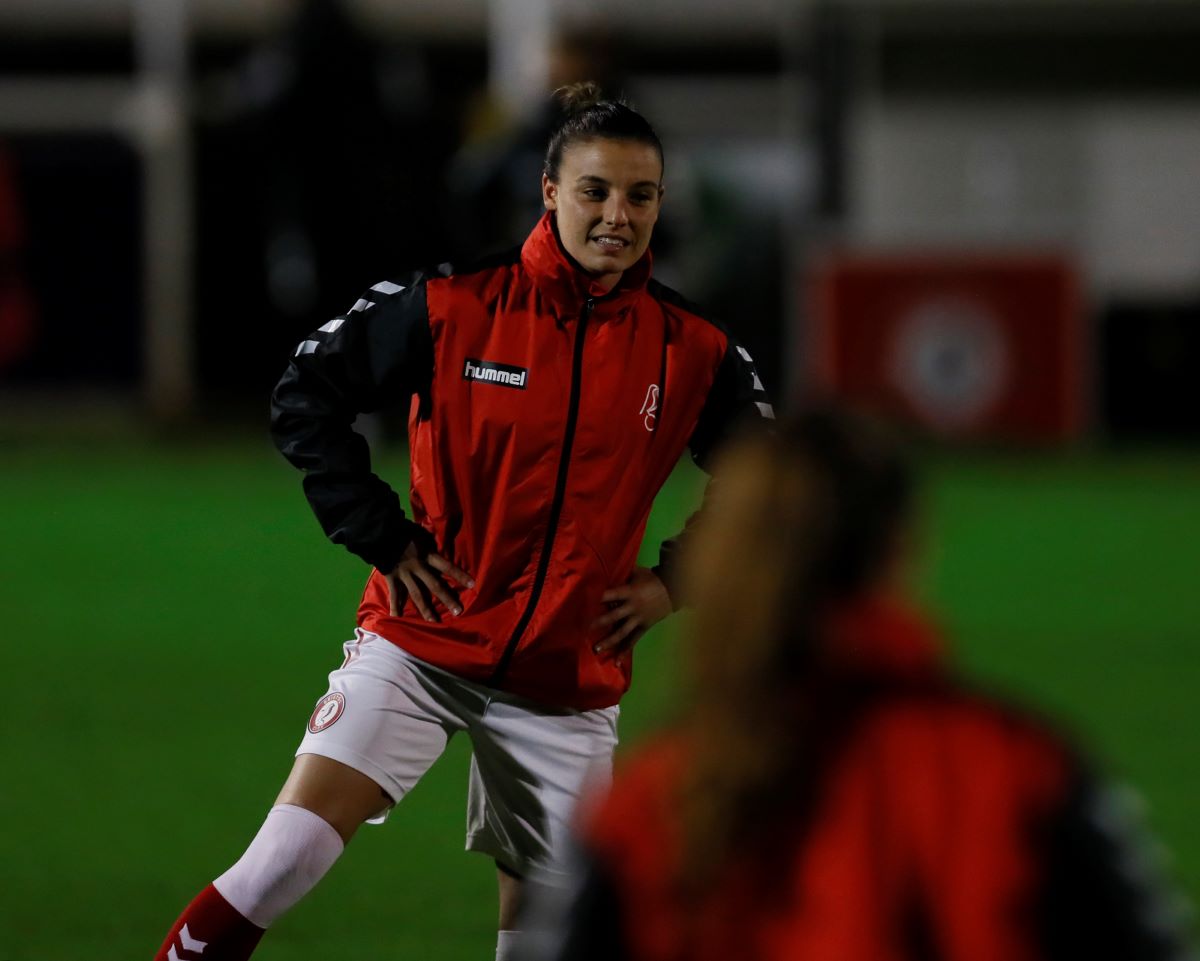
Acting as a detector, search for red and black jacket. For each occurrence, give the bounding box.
[271,213,773,709]
[529,602,1193,961]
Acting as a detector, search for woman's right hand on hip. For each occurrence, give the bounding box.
[384,541,474,621]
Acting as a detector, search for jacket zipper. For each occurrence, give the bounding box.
[489,298,593,687]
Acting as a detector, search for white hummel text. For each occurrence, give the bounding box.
[462,358,528,388]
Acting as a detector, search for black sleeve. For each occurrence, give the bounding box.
[269,279,434,572]
[1036,760,1196,961]
[655,335,774,607]
[517,845,629,961]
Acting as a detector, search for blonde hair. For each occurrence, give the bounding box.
[675,409,914,889]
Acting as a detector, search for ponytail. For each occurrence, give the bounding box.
[675,410,914,891]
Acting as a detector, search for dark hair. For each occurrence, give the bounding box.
[543,81,664,183]
[676,408,916,891]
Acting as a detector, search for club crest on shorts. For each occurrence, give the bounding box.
[308,692,345,733]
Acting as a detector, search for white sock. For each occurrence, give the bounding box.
[496,929,521,961]
[213,803,345,928]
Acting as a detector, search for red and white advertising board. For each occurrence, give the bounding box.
[809,254,1084,442]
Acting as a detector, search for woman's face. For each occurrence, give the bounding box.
[542,138,664,292]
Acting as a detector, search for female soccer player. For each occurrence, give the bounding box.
[528,409,1193,961]
[152,82,772,961]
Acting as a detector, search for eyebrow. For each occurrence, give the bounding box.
[575,175,661,190]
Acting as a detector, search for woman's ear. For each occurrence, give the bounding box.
[542,174,558,212]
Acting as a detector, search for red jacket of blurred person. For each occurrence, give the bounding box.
[524,411,1192,961]
[548,600,1190,961]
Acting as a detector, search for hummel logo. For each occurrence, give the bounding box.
[463,358,528,389]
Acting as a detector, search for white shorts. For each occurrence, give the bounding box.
[295,629,619,885]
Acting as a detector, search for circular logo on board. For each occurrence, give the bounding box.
[308,692,345,734]
[889,299,1009,431]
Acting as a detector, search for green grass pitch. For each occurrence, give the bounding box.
[1,439,1197,959]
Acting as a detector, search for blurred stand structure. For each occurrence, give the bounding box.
[190,0,454,406]
[804,1,1200,444]
[0,147,36,374]
[0,0,191,420]
[0,0,799,428]
[0,0,1198,444]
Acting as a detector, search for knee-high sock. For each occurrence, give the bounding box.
[213,804,345,928]
[152,804,344,960]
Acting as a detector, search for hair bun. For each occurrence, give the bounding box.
[554,81,607,115]
[542,80,662,182]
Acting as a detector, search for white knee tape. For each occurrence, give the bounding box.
[213,803,345,929]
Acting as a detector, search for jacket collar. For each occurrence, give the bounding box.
[520,212,652,322]
[821,596,945,681]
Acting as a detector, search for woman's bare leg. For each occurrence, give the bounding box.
[275,753,394,843]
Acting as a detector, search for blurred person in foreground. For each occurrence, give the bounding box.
[151,82,773,961]
[524,409,1194,961]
